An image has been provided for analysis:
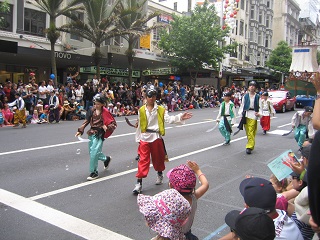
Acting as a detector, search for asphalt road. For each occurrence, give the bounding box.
[0,107,300,240]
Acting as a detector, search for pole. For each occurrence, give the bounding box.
[217,0,224,97]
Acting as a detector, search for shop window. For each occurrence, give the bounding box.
[24,8,46,37]
[0,3,13,32]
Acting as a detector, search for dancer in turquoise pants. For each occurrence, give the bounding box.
[291,106,314,150]
[76,94,117,181]
[216,92,236,145]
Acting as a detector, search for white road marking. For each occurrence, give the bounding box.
[268,129,292,135]
[277,123,292,128]
[0,189,132,240]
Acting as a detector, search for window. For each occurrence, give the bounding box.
[249,27,254,41]
[250,5,255,19]
[174,2,177,11]
[266,15,269,28]
[71,12,84,41]
[0,3,13,32]
[24,8,46,37]
[239,44,243,60]
[240,0,245,10]
[240,20,244,36]
[153,28,160,41]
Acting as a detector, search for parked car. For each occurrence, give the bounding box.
[268,90,296,113]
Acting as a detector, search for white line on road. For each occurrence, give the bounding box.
[277,123,292,128]
[30,136,247,201]
[0,189,132,240]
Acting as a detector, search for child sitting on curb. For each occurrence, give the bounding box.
[167,160,209,240]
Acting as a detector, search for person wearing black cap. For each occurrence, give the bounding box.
[216,92,236,145]
[259,91,275,135]
[238,81,260,154]
[132,85,193,194]
[8,92,27,128]
[291,106,314,151]
[75,94,117,181]
[220,177,303,240]
[225,207,276,240]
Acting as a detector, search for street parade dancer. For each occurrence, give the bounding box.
[132,85,193,194]
[291,106,314,151]
[75,94,117,181]
[259,91,276,135]
[237,81,260,154]
[8,92,27,128]
[216,92,236,145]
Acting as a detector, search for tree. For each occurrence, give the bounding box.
[159,1,234,86]
[115,0,163,86]
[59,0,120,80]
[266,41,292,80]
[28,0,84,87]
[0,0,9,29]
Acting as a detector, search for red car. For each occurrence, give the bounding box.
[268,90,296,113]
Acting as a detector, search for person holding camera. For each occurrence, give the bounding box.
[48,90,60,124]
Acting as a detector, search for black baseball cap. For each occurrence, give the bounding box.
[225,207,275,240]
[239,177,276,212]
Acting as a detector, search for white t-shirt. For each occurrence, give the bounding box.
[274,209,304,240]
[38,86,47,99]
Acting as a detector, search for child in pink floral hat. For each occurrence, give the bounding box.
[167,160,209,240]
[137,188,191,240]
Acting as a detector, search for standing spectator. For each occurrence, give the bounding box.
[92,74,99,91]
[48,90,60,123]
[75,94,116,181]
[132,85,193,194]
[38,81,49,105]
[75,84,84,104]
[238,81,260,154]
[47,79,54,92]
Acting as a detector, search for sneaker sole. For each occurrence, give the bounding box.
[104,156,112,170]
[132,189,141,194]
[87,176,99,181]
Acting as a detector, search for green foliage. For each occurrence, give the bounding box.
[266,41,292,74]
[159,1,232,77]
[114,0,163,85]
[0,0,10,28]
[317,51,320,65]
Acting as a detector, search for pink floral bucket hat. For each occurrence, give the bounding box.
[167,164,197,193]
[137,189,191,240]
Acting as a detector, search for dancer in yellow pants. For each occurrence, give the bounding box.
[238,81,260,154]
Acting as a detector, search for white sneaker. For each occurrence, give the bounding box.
[132,183,142,194]
[155,174,163,185]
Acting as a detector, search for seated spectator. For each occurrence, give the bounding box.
[35,99,44,116]
[270,174,290,211]
[30,109,41,124]
[137,189,191,240]
[225,207,275,240]
[61,100,75,121]
[2,102,14,125]
[39,105,49,123]
[219,177,303,240]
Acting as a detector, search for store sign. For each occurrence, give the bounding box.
[142,68,176,76]
[80,66,140,77]
[134,49,168,62]
[55,51,72,59]
[140,34,151,49]
[158,14,172,24]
